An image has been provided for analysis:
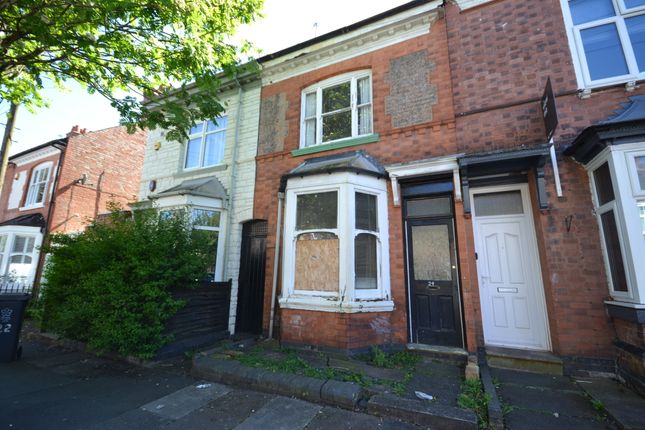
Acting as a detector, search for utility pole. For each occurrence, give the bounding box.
[0,102,18,193]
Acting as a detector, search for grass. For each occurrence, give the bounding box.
[232,345,418,397]
[362,346,421,370]
[458,379,491,429]
[590,399,608,421]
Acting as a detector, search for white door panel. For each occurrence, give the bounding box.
[473,186,550,351]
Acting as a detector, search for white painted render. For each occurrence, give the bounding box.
[137,80,261,334]
[8,171,26,210]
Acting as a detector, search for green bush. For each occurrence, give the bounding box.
[40,205,213,359]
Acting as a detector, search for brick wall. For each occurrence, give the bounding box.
[49,126,146,233]
[446,0,645,358]
[256,18,459,351]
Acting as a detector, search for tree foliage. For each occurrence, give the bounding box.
[40,206,213,359]
[0,0,263,141]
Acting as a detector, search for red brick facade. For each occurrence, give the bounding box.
[49,126,147,234]
[253,0,645,372]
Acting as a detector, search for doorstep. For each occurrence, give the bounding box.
[407,343,469,365]
[485,346,563,375]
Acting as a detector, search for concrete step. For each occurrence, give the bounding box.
[486,346,563,375]
[406,343,469,365]
[576,377,645,430]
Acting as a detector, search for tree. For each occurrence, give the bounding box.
[0,0,263,142]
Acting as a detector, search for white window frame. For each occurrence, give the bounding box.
[280,172,392,313]
[191,207,225,282]
[24,162,52,208]
[560,0,645,89]
[299,70,373,148]
[183,116,228,171]
[625,149,645,197]
[0,227,43,290]
[587,142,645,304]
[639,200,645,235]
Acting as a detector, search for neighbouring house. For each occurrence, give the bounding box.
[135,73,262,335]
[250,0,645,391]
[0,125,147,293]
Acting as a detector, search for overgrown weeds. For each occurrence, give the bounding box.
[458,379,491,429]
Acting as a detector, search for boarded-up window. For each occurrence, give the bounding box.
[295,232,339,292]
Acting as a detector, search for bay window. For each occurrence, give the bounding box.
[300,71,373,148]
[281,172,391,312]
[561,0,645,88]
[0,229,42,289]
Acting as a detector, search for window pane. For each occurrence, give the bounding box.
[304,118,317,147]
[322,110,352,142]
[192,229,219,281]
[192,209,220,227]
[25,237,34,253]
[355,233,377,290]
[358,106,372,135]
[406,197,452,217]
[189,122,204,135]
[35,183,46,204]
[203,132,225,166]
[357,77,371,105]
[305,92,317,117]
[473,191,523,216]
[593,162,615,205]
[9,255,23,264]
[296,192,337,230]
[626,15,645,72]
[356,192,377,231]
[185,138,201,168]
[295,234,339,292]
[624,0,645,8]
[600,210,628,292]
[322,82,351,113]
[636,156,645,190]
[207,116,228,132]
[569,0,615,25]
[639,203,645,235]
[411,224,452,281]
[0,235,6,251]
[12,236,25,253]
[581,24,629,81]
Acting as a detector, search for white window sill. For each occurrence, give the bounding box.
[279,295,394,313]
[19,203,44,211]
[578,77,644,96]
[180,163,228,177]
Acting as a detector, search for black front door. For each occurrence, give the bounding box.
[235,220,267,334]
[405,197,463,347]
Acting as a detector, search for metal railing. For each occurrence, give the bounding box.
[0,276,33,294]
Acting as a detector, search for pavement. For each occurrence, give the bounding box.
[1,339,427,430]
[490,367,645,430]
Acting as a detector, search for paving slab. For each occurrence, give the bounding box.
[497,381,598,419]
[234,396,322,430]
[576,377,645,430]
[407,359,463,406]
[141,381,230,420]
[162,389,274,430]
[84,408,170,430]
[504,408,611,430]
[306,406,425,430]
[491,367,578,391]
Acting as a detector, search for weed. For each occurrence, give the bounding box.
[458,379,491,429]
[364,346,421,370]
[591,399,608,421]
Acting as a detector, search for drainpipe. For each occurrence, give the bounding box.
[268,191,285,339]
[222,76,245,280]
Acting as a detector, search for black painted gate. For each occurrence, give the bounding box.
[235,220,267,334]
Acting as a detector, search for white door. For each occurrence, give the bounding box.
[472,185,550,351]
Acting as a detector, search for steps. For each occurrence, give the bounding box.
[485,346,563,375]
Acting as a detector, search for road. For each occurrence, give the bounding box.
[1,339,422,430]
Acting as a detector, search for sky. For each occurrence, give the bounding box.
[6,0,410,156]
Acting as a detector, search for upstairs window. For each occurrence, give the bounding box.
[184,117,227,170]
[25,163,51,207]
[301,71,373,148]
[563,0,645,87]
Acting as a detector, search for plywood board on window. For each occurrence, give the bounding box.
[295,238,339,292]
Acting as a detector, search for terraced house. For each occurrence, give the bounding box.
[0,125,146,293]
[246,0,645,393]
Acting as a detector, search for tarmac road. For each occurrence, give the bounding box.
[0,340,423,430]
